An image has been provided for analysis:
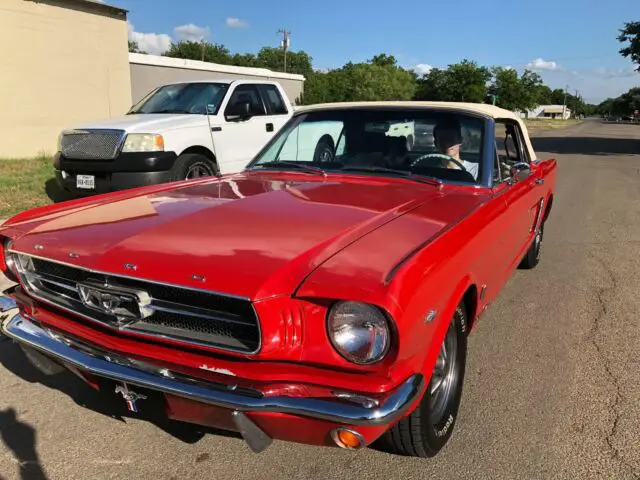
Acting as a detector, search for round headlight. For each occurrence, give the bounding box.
[327,301,391,365]
[2,238,17,280]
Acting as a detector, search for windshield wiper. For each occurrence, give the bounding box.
[251,161,327,177]
[338,166,441,186]
[151,109,192,114]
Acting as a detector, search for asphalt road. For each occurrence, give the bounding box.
[1,119,639,480]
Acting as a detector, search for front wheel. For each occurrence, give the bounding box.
[377,304,468,457]
[171,153,218,181]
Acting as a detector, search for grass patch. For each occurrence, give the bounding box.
[0,156,55,219]
[524,118,583,132]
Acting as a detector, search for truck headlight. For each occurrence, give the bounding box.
[122,134,164,153]
[327,301,391,364]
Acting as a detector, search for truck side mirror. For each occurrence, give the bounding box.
[226,101,252,121]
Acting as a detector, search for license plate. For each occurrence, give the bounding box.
[76,175,95,189]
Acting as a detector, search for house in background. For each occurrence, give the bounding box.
[0,0,132,158]
[520,105,572,120]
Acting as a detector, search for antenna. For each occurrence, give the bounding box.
[277,28,291,72]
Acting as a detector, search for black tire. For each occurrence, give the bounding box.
[170,153,218,181]
[377,303,468,457]
[519,222,544,269]
[313,136,335,163]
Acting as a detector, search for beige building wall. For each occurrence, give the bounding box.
[0,0,131,158]
[130,54,306,107]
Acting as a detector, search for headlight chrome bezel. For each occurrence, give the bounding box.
[121,133,165,153]
[326,301,392,365]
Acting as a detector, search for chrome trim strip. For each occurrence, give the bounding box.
[1,313,425,426]
[7,250,251,301]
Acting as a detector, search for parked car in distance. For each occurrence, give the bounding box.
[1,101,556,457]
[54,80,298,196]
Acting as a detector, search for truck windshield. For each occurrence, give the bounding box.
[129,83,229,115]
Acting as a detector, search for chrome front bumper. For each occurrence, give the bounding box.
[0,296,424,428]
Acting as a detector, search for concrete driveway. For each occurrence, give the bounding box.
[0,120,638,479]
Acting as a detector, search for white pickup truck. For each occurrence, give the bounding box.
[54,79,296,196]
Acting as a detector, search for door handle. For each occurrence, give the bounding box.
[266,123,274,132]
[535,178,544,185]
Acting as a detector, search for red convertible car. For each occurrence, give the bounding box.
[0,102,556,457]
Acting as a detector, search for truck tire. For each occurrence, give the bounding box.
[313,136,335,163]
[171,153,218,181]
[377,303,467,457]
[519,222,544,269]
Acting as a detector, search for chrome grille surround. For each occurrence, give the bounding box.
[60,129,126,160]
[8,252,261,354]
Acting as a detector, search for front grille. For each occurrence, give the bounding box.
[60,129,125,160]
[13,255,261,353]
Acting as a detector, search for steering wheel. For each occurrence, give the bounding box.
[411,153,467,171]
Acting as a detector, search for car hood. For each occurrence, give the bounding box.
[68,114,208,133]
[5,172,470,300]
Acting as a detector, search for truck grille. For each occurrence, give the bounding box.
[60,129,126,160]
[11,254,261,353]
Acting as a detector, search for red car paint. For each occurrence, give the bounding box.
[0,153,557,447]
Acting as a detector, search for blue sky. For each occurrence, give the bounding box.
[117,0,640,103]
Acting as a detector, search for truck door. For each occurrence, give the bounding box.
[257,83,292,138]
[215,84,271,174]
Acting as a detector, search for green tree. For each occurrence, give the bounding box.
[254,47,314,76]
[128,40,145,54]
[414,60,491,102]
[618,21,640,71]
[164,41,231,64]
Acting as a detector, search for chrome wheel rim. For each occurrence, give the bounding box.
[429,321,459,424]
[534,229,543,261]
[185,163,213,179]
[317,147,334,163]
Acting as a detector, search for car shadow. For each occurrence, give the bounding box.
[44,178,73,203]
[0,343,242,446]
[0,408,49,480]
[532,136,640,156]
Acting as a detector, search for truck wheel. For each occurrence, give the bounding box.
[313,136,335,163]
[519,222,544,269]
[171,153,218,181]
[377,304,467,457]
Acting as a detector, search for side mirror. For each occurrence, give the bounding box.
[226,101,252,121]
[510,162,531,182]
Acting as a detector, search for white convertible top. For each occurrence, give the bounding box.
[294,101,537,161]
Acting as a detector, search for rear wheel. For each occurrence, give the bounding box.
[519,222,544,269]
[377,304,468,457]
[171,153,218,181]
[313,136,335,163]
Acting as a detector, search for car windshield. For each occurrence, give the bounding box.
[129,83,229,115]
[248,109,485,185]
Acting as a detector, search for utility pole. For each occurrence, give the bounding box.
[200,37,205,62]
[277,28,291,73]
[562,84,569,120]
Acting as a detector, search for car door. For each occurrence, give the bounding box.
[214,84,271,174]
[493,120,545,272]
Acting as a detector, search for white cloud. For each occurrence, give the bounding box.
[526,58,560,71]
[537,66,639,103]
[225,17,249,28]
[128,22,172,55]
[413,63,433,75]
[174,23,210,42]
